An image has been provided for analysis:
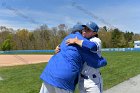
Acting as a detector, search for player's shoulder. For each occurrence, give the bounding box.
[90,37,101,43]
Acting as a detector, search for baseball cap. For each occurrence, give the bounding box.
[72,24,84,31]
[82,21,99,32]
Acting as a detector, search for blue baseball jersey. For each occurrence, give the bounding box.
[40,32,105,91]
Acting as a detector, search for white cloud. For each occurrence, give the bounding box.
[1,1,140,33]
[84,4,140,33]
[0,19,39,30]
[0,9,18,17]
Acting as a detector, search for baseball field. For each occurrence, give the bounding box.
[0,52,140,93]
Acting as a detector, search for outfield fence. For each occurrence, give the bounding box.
[102,48,140,52]
[0,48,140,54]
[0,50,55,54]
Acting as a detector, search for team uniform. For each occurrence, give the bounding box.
[39,32,107,93]
[79,37,103,93]
[40,82,73,93]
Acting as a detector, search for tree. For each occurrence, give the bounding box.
[118,34,127,48]
[111,29,122,47]
[1,39,11,51]
[124,31,134,42]
[15,29,29,49]
[103,26,108,32]
[98,28,112,48]
[0,25,139,50]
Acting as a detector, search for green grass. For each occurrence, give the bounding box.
[0,52,140,93]
[0,63,46,93]
[101,52,140,90]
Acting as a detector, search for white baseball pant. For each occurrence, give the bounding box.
[39,82,73,93]
[78,72,103,93]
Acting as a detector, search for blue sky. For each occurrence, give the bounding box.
[0,0,140,33]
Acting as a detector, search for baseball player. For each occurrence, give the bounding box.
[39,23,107,93]
[66,22,105,93]
[79,25,103,93]
[79,37,103,93]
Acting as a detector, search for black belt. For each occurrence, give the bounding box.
[81,73,101,79]
[81,74,89,79]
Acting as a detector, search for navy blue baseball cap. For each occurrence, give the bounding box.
[72,24,84,31]
[82,21,99,32]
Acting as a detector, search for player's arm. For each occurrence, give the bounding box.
[66,37,97,51]
[82,51,107,68]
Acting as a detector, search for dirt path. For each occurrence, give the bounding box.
[0,55,53,67]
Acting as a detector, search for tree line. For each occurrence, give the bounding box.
[0,25,140,51]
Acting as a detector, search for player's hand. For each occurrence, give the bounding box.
[55,45,60,54]
[66,37,83,47]
[66,37,78,45]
